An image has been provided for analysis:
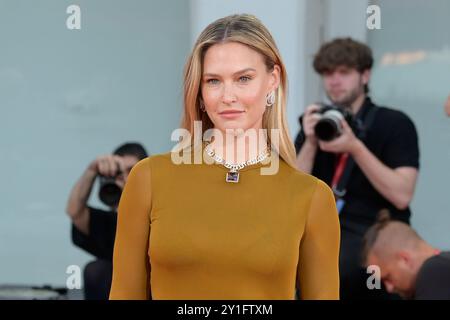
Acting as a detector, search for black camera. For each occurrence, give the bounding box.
[98,169,123,207]
[313,105,355,141]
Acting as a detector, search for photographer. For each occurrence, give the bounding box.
[66,142,148,300]
[295,38,420,299]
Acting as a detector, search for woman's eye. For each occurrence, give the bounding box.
[206,79,219,85]
[239,76,251,83]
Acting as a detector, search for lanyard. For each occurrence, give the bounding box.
[332,153,350,214]
[331,153,349,192]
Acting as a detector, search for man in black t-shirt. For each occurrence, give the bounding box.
[66,142,148,300]
[362,218,450,300]
[295,38,420,299]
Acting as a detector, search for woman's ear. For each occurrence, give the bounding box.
[269,64,281,92]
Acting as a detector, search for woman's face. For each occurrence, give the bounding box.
[201,42,280,135]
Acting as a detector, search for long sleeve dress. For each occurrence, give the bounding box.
[109,146,340,300]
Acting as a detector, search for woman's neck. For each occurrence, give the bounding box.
[207,130,269,165]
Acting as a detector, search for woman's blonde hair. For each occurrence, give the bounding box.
[181,14,297,169]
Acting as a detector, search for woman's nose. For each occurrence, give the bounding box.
[221,83,237,104]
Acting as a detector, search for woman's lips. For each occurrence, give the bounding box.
[218,110,245,119]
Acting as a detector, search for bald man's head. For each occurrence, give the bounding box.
[362,220,423,265]
[362,214,433,298]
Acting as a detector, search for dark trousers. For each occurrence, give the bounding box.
[339,222,401,300]
[83,259,113,300]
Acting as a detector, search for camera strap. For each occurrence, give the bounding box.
[332,104,378,200]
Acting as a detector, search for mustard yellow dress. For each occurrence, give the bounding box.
[109,146,340,300]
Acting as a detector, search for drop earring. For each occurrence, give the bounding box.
[266,91,275,107]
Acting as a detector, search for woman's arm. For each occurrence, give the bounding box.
[297,180,340,300]
[109,158,152,300]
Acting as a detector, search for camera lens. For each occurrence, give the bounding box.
[98,176,122,207]
[314,109,344,141]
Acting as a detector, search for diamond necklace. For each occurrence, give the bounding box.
[204,142,271,183]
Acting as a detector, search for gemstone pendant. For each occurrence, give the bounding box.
[225,171,239,183]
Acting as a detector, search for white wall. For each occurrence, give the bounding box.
[324,0,369,42]
[0,0,190,287]
[367,0,450,248]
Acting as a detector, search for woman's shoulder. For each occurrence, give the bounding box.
[148,151,174,163]
[279,160,317,184]
[133,152,174,170]
[278,160,331,195]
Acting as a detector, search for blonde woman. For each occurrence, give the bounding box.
[109,14,340,300]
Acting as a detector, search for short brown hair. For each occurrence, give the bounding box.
[313,37,374,75]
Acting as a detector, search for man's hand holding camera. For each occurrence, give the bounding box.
[66,154,128,234]
[317,118,362,155]
[86,155,130,208]
[301,104,321,146]
[88,155,128,188]
[301,104,362,155]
